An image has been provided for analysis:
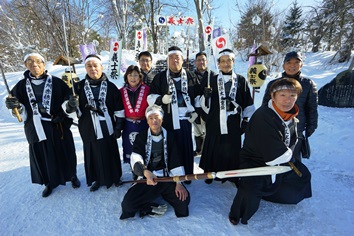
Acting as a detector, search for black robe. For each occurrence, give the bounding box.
[120,128,190,219]
[148,69,200,175]
[229,105,312,225]
[149,69,200,131]
[74,75,123,187]
[262,72,318,161]
[199,73,254,172]
[10,70,77,188]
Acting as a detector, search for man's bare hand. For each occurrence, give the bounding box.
[144,170,157,186]
[175,183,188,201]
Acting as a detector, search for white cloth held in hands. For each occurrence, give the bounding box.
[162,94,172,104]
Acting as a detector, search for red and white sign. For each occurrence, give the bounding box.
[113,41,119,52]
[136,30,143,41]
[211,34,230,55]
[109,39,123,79]
[164,15,195,26]
[205,25,213,35]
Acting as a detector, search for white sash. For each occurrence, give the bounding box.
[25,75,54,141]
[217,72,238,134]
[122,85,146,114]
[84,79,113,140]
[166,69,195,130]
[268,100,295,183]
[268,100,292,147]
[145,128,169,176]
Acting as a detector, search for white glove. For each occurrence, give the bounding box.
[162,94,172,104]
[188,112,198,123]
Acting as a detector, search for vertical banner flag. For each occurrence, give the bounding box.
[135,30,143,53]
[109,39,122,80]
[213,27,221,39]
[211,34,230,55]
[143,28,148,51]
[248,43,257,67]
[204,25,213,64]
[79,43,96,61]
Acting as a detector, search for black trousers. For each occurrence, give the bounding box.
[229,161,312,224]
[120,182,190,219]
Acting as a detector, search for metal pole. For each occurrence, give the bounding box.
[62,14,76,96]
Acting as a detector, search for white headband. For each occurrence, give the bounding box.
[85,56,102,64]
[218,51,235,59]
[168,50,183,57]
[24,53,45,63]
[272,85,296,93]
[145,109,164,119]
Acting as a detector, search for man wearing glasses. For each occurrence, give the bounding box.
[192,52,216,156]
[138,51,157,86]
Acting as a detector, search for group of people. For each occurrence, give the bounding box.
[5,47,318,225]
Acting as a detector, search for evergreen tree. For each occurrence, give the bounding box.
[281,0,304,50]
[236,0,274,49]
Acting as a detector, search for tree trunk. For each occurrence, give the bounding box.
[150,0,158,53]
[194,0,205,52]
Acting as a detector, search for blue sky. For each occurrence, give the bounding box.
[212,0,317,30]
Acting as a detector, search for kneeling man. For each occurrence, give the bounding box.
[120,105,190,219]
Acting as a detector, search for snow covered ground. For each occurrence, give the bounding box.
[0,50,353,236]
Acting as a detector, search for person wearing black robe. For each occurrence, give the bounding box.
[71,54,124,192]
[199,49,255,184]
[147,46,200,183]
[228,78,312,225]
[262,51,318,162]
[192,51,217,156]
[5,52,80,197]
[120,105,190,219]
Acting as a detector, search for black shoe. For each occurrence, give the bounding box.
[71,176,81,189]
[184,180,191,185]
[114,180,123,187]
[229,215,239,225]
[90,181,100,192]
[205,179,213,184]
[42,185,52,198]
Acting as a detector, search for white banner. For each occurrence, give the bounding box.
[163,15,195,26]
[211,34,230,55]
[135,30,143,53]
[108,39,122,79]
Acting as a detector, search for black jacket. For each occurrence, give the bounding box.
[262,72,318,136]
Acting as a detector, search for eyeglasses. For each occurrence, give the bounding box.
[26,59,44,65]
[139,59,151,63]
